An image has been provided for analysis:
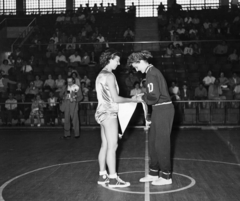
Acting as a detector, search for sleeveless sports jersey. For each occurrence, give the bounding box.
[95,69,119,124]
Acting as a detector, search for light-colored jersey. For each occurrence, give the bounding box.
[95,70,119,124]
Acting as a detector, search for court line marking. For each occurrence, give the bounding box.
[102,171,196,194]
[1,157,240,201]
[144,130,150,201]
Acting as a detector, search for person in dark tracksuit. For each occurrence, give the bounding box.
[60,77,83,139]
[127,50,175,186]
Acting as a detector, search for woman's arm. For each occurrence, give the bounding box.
[107,74,138,103]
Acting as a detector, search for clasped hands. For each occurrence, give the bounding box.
[132,93,144,103]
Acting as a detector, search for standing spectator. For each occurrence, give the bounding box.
[203,70,216,88]
[208,79,226,108]
[34,75,43,92]
[2,93,18,126]
[69,51,81,66]
[157,2,165,14]
[130,81,142,97]
[99,3,104,13]
[56,51,68,64]
[18,94,31,126]
[29,94,46,127]
[0,60,13,76]
[47,91,58,126]
[180,82,191,100]
[25,81,39,101]
[43,74,55,92]
[60,77,83,139]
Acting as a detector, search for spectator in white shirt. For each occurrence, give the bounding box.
[56,51,67,63]
[50,33,59,44]
[130,81,142,97]
[21,61,33,73]
[69,51,81,66]
[169,81,180,101]
[184,43,194,55]
[203,70,216,88]
[2,93,18,126]
[97,33,105,43]
[0,60,13,76]
[56,13,65,25]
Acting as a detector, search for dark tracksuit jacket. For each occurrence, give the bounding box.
[142,65,175,178]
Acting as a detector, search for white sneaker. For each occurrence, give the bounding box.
[151,177,172,186]
[139,174,159,182]
[108,176,130,188]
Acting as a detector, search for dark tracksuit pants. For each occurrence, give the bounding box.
[149,103,175,179]
[64,100,79,137]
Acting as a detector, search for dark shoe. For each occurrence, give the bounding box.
[60,136,70,140]
[75,136,80,139]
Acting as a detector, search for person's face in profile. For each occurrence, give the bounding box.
[109,56,120,70]
[132,60,146,74]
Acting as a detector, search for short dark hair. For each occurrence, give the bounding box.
[127,50,153,66]
[99,49,121,67]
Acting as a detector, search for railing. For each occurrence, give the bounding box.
[11,18,36,52]
[0,100,239,126]
[0,18,7,31]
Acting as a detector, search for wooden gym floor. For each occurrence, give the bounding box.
[0,127,240,201]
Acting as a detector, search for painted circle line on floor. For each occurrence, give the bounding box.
[101,170,196,194]
[1,157,239,200]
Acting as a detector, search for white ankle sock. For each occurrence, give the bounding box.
[99,170,108,176]
[109,173,117,179]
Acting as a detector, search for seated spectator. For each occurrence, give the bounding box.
[228,49,238,63]
[208,79,226,103]
[21,61,33,74]
[193,43,201,55]
[85,23,93,35]
[0,60,13,76]
[29,94,45,127]
[59,32,68,44]
[165,43,174,57]
[18,94,31,126]
[46,91,58,126]
[180,82,191,100]
[81,52,90,65]
[8,55,15,66]
[123,28,135,41]
[81,28,87,40]
[46,39,57,56]
[189,26,198,39]
[69,51,81,66]
[56,51,67,64]
[192,15,200,26]
[72,72,81,86]
[169,81,180,100]
[14,82,24,100]
[64,14,71,24]
[176,25,186,40]
[15,57,23,72]
[195,82,208,100]
[233,84,240,100]
[183,43,194,55]
[173,44,183,57]
[203,19,211,30]
[97,33,105,43]
[81,75,91,87]
[0,73,17,94]
[67,66,78,76]
[34,75,43,91]
[43,74,55,92]
[11,47,23,60]
[25,81,39,101]
[55,74,65,93]
[55,13,65,25]
[213,40,228,56]
[1,93,18,126]
[81,81,89,102]
[228,72,240,91]
[78,13,86,24]
[70,14,77,24]
[219,72,229,88]
[125,71,140,93]
[203,70,215,88]
[130,81,142,97]
[140,79,147,93]
[50,33,59,44]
